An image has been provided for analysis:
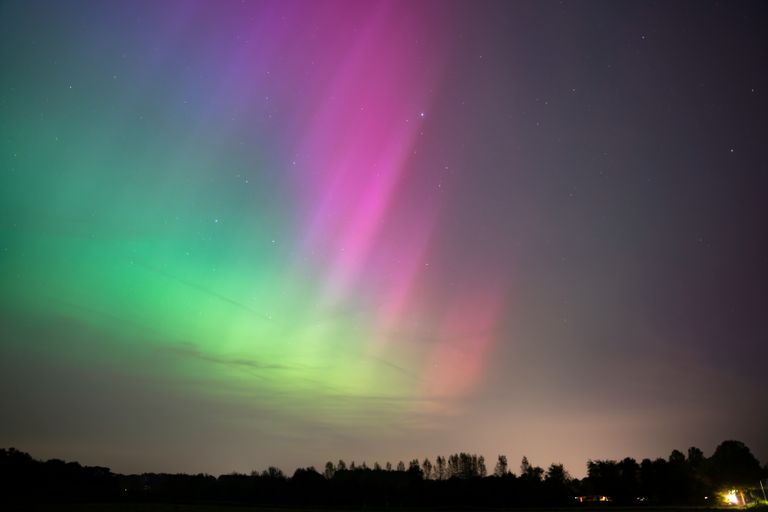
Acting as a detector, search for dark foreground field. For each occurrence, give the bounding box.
[1,506,744,512]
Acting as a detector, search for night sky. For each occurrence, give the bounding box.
[1,0,766,477]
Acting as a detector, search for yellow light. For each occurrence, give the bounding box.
[726,490,740,505]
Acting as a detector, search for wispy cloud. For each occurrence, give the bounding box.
[157,342,293,371]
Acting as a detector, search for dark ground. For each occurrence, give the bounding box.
[0,506,745,512]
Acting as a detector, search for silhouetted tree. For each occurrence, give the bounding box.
[546,463,569,484]
[617,457,640,504]
[586,459,620,500]
[707,440,762,487]
[324,461,335,480]
[448,454,459,478]
[544,463,572,505]
[422,458,433,480]
[639,457,666,503]
[407,459,422,479]
[688,446,704,466]
[291,466,324,504]
[435,456,446,480]
[669,449,685,465]
[442,453,486,479]
[262,466,285,479]
[521,456,531,475]
[495,455,508,477]
[521,456,544,482]
[1,440,763,508]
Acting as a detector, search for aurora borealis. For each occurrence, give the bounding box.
[1,1,767,476]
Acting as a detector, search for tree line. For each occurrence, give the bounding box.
[1,440,766,506]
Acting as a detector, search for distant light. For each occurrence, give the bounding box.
[726,490,740,505]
